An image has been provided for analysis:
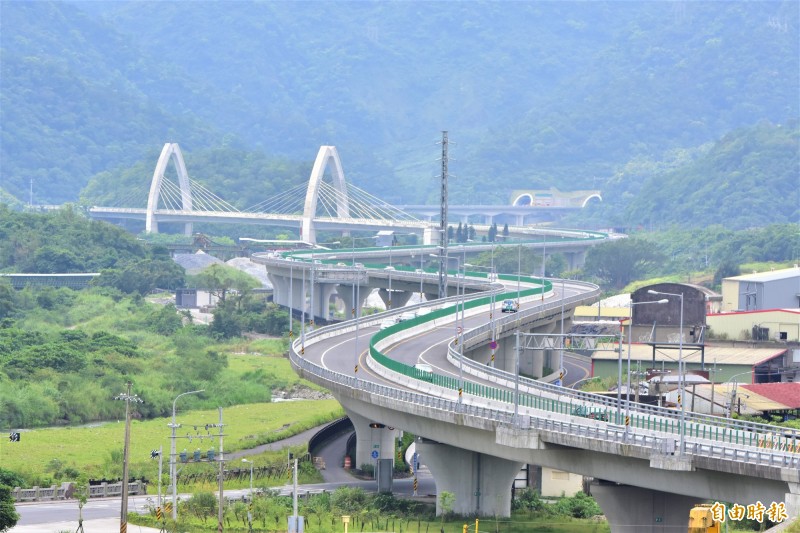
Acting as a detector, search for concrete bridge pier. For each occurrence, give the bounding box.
[418,439,522,517]
[590,480,697,532]
[309,282,337,322]
[346,410,398,471]
[492,333,544,378]
[267,273,289,307]
[267,271,314,315]
[565,250,587,270]
[338,284,371,319]
[422,227,436,245]
[786,483,800,521]
[424,292,438,302]
[377,289,413,310]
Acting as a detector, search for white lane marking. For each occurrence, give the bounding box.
[320,336,359,371]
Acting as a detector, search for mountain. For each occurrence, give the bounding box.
[1,1,797,222]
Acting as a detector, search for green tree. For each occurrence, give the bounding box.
[186,491,217,524]
[190,264,259,307]
[583,238,663,288]
[0,281,14,320]
[331,486,368,515]
[0,485,19,532]
[439,490,455,531]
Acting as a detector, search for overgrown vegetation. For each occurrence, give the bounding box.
[130,487,610,532]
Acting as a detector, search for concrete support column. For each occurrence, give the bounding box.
[567,250,587,270]
[290,273,308,315]
[338,284,370,318]
[515,215,524,226]
[301,218,316,245]
[268,273,289,307]
[346,410,398,471]
[495,336,516,373]
[310,283,336,321]
[377,289,413,310]
[418,440,522,517]
[423,227,435,245]
[590,481,698,532]
[785,483,800,521]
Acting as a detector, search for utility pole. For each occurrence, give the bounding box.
[438,131,449,300]
[115,382,143,533]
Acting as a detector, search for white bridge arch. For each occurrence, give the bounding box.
[146,143,193,235]
[301,145,351,243]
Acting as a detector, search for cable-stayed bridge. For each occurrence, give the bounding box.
[87,143,608,250]
[88,144,436,244]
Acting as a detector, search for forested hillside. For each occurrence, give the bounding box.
[573,121,799,230]
[1,1,797,223]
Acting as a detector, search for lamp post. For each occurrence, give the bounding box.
[648,289,685,454]
[624,298,668,431]
[170,389,204,520]
[288,260,294,341]
[432,252,465,403]
[242,459,254,531]
[517,244,522,309]
[300,265,306,354]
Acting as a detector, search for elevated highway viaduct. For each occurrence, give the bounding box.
[256,251,800,532]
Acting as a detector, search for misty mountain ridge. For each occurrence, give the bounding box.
[0,1,797,230]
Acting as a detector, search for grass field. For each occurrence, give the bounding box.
[1,400,343,485]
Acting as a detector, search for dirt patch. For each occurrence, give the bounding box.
[273,385,333,401]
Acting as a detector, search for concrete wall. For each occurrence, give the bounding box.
[540,467,583,498]
[707,310,800,342]
[592,358,755,384]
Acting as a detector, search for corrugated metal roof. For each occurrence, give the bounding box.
[591,344,786,366]
[691,385,786,413]
[743,383,800,409]
[726,267,800,283]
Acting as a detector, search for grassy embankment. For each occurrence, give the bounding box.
[1,349,342,488]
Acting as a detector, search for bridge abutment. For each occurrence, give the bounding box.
[418,439,522,517]
[590,480,697,532]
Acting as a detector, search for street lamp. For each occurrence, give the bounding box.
[170,389,204,520]
[242,459,254,531]
[648,289,685,454]
[623,298,668,431]
[432,252,465,404]
[517,244,522,308]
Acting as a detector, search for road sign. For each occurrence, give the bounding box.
[489,340,498,349]
[371,450,379,459]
